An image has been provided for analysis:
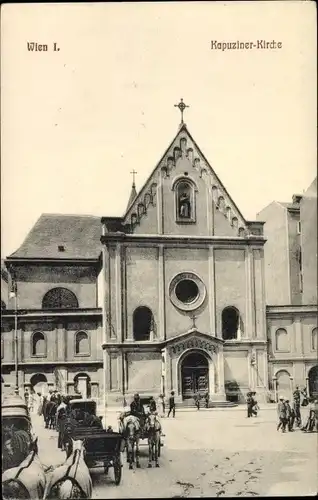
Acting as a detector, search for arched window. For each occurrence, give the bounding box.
[222,307,240,340]
[312,328,318,351]
[133,306,154,341]
[75,331,90,355]
[275,328,289,351]
[173,178,197,223]
[42,288,78,309]
[32,332,46,357]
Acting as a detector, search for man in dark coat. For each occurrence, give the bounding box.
[167,391,176,418]
[285,399,294,431]
[148,397,157,413]
[130,394,145,419]
[277,396,287,432]
[246,392,253,418]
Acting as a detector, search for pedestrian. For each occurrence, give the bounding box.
[167,391,176,418]
[148,396,157,413]
[24,387,30,406]
[293,385,301,404]
[285,399,294,431]
[277,396,287,433]
[301,387,309,407]
[194,392,200,410]
[251,392,259,417]
[159,394,165,417]
[293,396,302,427]
[204,392,209,409]
[246,392,253,418]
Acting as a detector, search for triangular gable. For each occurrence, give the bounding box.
[123,124,248,234]
[164,328,224,346]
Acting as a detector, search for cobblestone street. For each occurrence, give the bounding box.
[31,407,317,498]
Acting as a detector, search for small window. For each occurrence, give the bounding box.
[58,245,65,252]
[75,331,90,355]
[32,332,46,357]
[222,307,241,340]
[297,221,301,234]
[312,328,318,351]
[275,328,290,352]
[133,306,154,341]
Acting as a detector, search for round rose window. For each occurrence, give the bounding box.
[169,272,206,311]
[175,279,199,304]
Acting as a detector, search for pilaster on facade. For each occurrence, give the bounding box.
[217,346,225,395]
[157,171,164,234]
[245,247,256,339]
[208,246,216,337]
[102,244,111,344]
[115,242,123,342]
[206,186,213,236]
[158,245,166,340]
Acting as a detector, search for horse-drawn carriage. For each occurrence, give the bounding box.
[119,396,164,469]
[2,395,35,473]
[63,399,125,485]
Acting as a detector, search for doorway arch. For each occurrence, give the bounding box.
[74,372,91,399]
[180,350,209,400]
[308,365,318,398]
[275,370,291,400]
[30,373,48,395]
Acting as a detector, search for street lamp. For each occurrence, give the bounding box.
[9,280,19,395]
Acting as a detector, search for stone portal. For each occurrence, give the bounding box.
[181,351,209,399]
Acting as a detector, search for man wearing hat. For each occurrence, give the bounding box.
[277,396,287,432]
[130,394,145,420]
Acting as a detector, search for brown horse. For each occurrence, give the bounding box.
[2,437,46,500]
[145,412,161,468]
[43,439,92,500]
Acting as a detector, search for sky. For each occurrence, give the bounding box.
[1,1,316,258]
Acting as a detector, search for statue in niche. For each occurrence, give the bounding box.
[178,188,191,218]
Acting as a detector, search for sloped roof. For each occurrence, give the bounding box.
[304,177,317,197]
[123,123,246,225]
[126,183,137,212]
[8,214,102,260]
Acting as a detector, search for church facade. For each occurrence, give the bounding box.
[2,112,317,405]
[100,122,269,405]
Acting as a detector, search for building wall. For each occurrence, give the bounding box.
[267,308,318,399]
[1,315,103,397]
[10,265,98,309]
[301,182,317,305]
[287,211,302,305]
[164,247,210,338]
[257,202,290,305]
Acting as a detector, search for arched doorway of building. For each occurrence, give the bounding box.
[181,351,209,400]
[308,365,318,399]
[74,373,91,399]
[276,370,291,400]
[30,373,48,395]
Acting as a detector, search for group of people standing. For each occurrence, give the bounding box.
[277,386,318,433]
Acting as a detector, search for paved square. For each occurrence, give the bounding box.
[32,407,317,498]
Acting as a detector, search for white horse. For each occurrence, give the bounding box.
[43,438,92,499]
[2,437,46,500]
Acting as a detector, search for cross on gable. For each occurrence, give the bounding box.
[130,169,137,186]
[174,98,189,124]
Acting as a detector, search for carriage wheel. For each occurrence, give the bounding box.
[114,461,122,485]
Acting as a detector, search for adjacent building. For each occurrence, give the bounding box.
[257,178,317,401]
[1,112,317,404]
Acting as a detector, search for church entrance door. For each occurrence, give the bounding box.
[181,351,209,400]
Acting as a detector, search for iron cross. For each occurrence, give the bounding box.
[130,169,137,186]
[174,98,189,124]
[190,313,197,329]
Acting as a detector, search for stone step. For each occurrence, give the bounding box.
[175,400,238,409]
